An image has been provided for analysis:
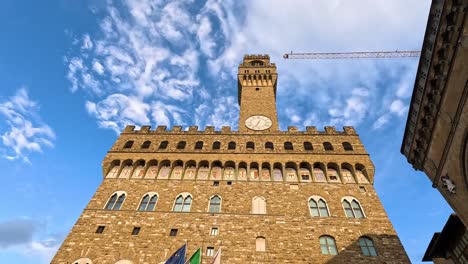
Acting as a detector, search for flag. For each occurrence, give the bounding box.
[165,244,186,264]
[210,248,221,264]
[185,248,201,264]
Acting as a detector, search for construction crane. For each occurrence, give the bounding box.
[283,50,421,60]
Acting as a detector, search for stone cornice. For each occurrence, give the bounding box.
[401,0,466,170]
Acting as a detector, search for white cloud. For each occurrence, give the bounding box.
[85,94,150,133]
[0,88,55,162]
[81,34,93,50]
[92,60,105,75]
[65,0,428,133]
[390,99,408,117]
[196,16,216,57]
[372,114,391,130]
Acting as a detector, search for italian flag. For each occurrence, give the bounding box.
[185,248,201,264]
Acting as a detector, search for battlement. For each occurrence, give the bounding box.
[240,54,276,67]
[243,54,270,60]
[122,125,357,135]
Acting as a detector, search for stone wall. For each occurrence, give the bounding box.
[52,179,410,263]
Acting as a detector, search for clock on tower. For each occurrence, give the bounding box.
[237,55,279,132]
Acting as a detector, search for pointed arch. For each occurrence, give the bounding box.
[104,191,126,210]
[173,192,193,212]
[308,195,330,217]
[137,192,158,211]
[342,196,365,218]
[208,195,222,213]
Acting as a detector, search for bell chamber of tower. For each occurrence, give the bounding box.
[52,54,410,264]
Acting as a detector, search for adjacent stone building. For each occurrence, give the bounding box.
[53,55,410,263]
[401,0,467,262]
[423,214,468,263]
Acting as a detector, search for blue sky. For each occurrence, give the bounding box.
[0,0,453,263]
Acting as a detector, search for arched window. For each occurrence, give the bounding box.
[252,196,266,214]
[320,236,337,255]
[359,237,378,256]
[209,195,221,213]
[246,142,255,150]
[284,142,293,150]
[123,141,134,149]
[159,141,168,149]
[265,142,274,150]
[195,141,204,150]
[138,193,158,211]
[212,141,221,150]
[256,236,266,252]
[141,141,151,149]
[72,258,93,264]
[173,193,192,212]
[105,192,126,210]
[342,142,353,151]
[176,141,186,149]
[323,142,333,151]
[304,142,313,151]
[342,197,365,218]
[309,197,329,217]
[228,141,236,150]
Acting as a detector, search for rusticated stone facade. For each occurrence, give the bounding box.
[53,55,410,263]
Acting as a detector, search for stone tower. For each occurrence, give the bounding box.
[53,55,410,264]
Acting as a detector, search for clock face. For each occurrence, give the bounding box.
[245,115,272,131]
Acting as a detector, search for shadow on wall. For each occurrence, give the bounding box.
[325,234,410,264]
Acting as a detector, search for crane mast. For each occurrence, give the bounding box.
[283,50,421,59]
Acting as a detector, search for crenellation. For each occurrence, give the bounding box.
[172,126,183,132]
[120,127,359,135]
[325,126,337,134]
[156,125,167,132]
[188,126,198,132]
[287,126,298,132]
[204,126,215,133]
[124,125,136,133]
[343,126,357,135]
[306,126,318,134]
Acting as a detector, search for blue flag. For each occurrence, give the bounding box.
[165,244,186,264]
